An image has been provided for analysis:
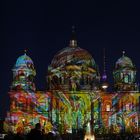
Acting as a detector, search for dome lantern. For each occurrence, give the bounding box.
[69,26,77,48]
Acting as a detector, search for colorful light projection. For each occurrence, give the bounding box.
[4,36,140,135]
[113,52,138,92]
[4,91,53,133]
[4,52,52,133]
[47,44,100,92]
[105,93,140,134]
[12,52,36,91]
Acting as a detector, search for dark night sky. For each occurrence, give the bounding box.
[0,0,140,118]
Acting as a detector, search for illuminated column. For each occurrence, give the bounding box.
[138,113,140,133]
[90,95,94,134]
[27,98,30,111]
[138,96,140,132]
[49,95,53,123]
[121,113,125,133]
[60,111,64,134]
[98,98,102,128]
[56,98,59,124]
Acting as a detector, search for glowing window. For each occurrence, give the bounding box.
[126,104,129,111]
[106,105,110,111]
[71,40,75,46]
[121,73,123,79]
[124,75,129,83]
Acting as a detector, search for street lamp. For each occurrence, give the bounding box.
[101,82,108,91]
[22,118,25,125]
[22,118,25,133]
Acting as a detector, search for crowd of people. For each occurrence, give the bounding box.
[96,133,140,140]
[3,123,85,140]
[3,123,140,140]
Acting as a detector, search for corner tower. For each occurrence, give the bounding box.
[11,50,36,91]
[4,51,40,133]
[113,51,138,92]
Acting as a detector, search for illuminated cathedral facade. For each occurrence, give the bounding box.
[4,31,140,134]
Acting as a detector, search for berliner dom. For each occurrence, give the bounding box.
[4,30,140,136]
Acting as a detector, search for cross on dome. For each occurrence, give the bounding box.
[122,50,125,56]
[69,26,77,48]
[24,49,27,55]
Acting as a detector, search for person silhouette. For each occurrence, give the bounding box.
[27,123,43,140]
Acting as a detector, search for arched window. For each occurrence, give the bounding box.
[126,104,129,111]
[124,74,129,83]
[106,104,111,111]
[121,73,123,79]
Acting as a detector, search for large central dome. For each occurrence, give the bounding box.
[51,28,96,70]
[51,46,96,69]
[47,30,100,91]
